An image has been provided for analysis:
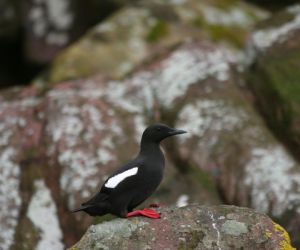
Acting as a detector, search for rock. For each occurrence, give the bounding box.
[247,5,300,153]
[2,37,300,248]
[245,0,298,11]
[69,204,296,250]
[0,0,19,39]
[23,0,120,64]
[42,0,267,84]
[245,6,300,246]
[0,86,43,250]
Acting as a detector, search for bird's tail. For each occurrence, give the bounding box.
[71,193,109,215]
[71,202,109,216]
[70,205,92,213]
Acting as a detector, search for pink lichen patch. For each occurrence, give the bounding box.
[21,121,43,148]
[148,215,177,249]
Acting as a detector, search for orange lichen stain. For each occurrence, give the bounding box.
[273,222,296,250]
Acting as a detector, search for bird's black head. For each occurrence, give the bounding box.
[141,124,187,144]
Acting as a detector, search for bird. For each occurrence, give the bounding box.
[71,124,186,219]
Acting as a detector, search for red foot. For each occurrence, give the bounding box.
[126,208,160,219]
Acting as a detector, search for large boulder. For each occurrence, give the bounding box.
[2,37,300,249]
[23,0,120,64]
[247,5,300,152]
[108,40,300,246]
[244,7,300,245]
[70,204,296,250]
[41,0,267,84]
[0,87,43,250]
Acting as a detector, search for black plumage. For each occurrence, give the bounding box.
[71,124,186,218]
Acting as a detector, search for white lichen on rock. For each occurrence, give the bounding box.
[59,150,100,193]
[88,219,148,241]
[0,147,21,250]
[46,83,120,208]
[0,94,41,250]
[252,4,300,50]
[202,5,259,28]
[177,99,248,141]
[221,220,248,236]
[94,44,241,143]
[245,146,300,216]
[207,210,222,250]
[27,179,64,250]
[29,0,73,45]
[129,44,240,108]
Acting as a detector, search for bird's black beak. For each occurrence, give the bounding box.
[168,129,187,136]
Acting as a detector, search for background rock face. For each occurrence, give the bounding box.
[70,205,295,250]
[1,1,300,250]
[247,5,300,154]
[23,0,120,64]
[0,0,120,87]
[44,0,267,83]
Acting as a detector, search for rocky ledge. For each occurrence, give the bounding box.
[69,204,295,250]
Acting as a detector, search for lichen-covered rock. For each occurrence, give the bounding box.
[2,37,300,249]
[52,39,300,246]
[23,0,120,64]
[247,5,300,153]
[41,70,221,246]
[0,87,43,250]
[70,204,296,250]
[42,0,267,84]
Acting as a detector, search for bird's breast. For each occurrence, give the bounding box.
[140,162,164,185]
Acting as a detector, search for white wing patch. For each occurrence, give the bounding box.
[104,167,138,188]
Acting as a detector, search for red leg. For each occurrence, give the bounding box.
[127,208,160,219]
[149,203,160,208]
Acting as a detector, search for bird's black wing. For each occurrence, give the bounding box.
[82,158,141,206]
[99,158,142,194]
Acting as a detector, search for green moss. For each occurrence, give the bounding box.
[207,24,245,48]
[214,0,238,10]
[220,206,236,215]
[68,247,79,250]
[178,230,204,250]
[189,166,216,192]
[248,48,300,145]
[11,217,40,250]
[198,171,214,190]
[94,214,116,224]
[256,10,294,30]
[194,16,245,48]
[24,148,39,159]
[263,52,300,102]
[193,15,206,28]
[146,20,169,43]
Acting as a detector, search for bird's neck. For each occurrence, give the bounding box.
[139,141,164,161]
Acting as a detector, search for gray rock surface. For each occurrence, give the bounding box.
[247,4,300,151]
[69,204,295,250]
[42,0,267,84]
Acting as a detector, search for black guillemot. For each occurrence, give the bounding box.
[71,124,186,219]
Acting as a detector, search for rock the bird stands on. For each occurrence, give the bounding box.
[71,124,187,218]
